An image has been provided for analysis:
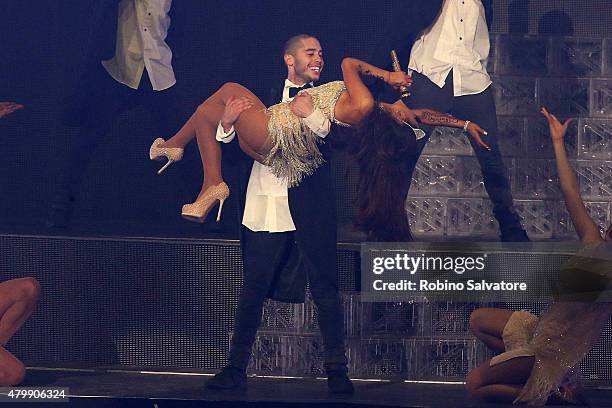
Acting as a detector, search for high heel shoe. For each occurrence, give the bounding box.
[149,137,184,174]
[181,182,230,223]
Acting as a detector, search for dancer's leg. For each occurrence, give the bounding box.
[0,278,40,346]
[0,278,40,386]
[465,356,534,403]
[161,83,269,194]
[469,308,513,353]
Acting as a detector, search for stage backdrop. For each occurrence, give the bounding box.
[0,0,611,239]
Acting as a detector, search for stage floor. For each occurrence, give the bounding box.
[12,366,612,407]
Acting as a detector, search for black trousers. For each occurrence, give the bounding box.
[404,70,527,240]
[228,226,347,372]
[57,64,175,198]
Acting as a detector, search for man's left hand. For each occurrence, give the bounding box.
[290,92,315,118]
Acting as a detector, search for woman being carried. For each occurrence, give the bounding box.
[149,57,488,222]
[466,108,612,406]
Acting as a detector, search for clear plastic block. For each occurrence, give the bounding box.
[361,302,418,336]
[514,200,555,239]
[411,338,479,380]
[446,198,499,238]
[249,333,325,376]
[551,37,603,77]
[513,159,561,199]
[576,160,612,199]
[351,337,408,378]
[493,76,538,116]
[497,35,549,76]
[406,198,447,236]
[260,300,305,332]
[422,126,473,156]
[590,79,612,117]
[538,78,590,117]
[579,119,612,160]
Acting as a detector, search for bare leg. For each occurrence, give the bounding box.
[160,83,269,197]
[0,278,40,345]
[466,356,534,403]
[0,278,40,386]
[469,308,513,353]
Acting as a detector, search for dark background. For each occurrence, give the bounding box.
[1,0,611,239]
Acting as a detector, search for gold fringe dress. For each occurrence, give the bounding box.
[263,80,349,187]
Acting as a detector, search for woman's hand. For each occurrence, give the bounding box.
[465,121,490,150]
[386,71,412,90]
[541,107,574,144]
[0,102,24,119]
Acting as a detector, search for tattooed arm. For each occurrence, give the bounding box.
[415,108,491,150]
[335,57,412,126]
[414,109,463,127]
[378,103,491,150]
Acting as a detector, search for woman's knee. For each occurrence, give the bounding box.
[0,361,25,386]
[469,308,487,336]
[18,277,40,304]
[10,278,41,306]
[1,278,40,305]
[220,82,246,94]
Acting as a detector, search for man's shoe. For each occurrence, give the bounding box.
[205,366,247,390]
[327,369,354,394]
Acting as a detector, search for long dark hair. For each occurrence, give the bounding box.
[344,108,418,241]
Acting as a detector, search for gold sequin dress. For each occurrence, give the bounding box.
[263,80,349,187]
[490,242,612,406]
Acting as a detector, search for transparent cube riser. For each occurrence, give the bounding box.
[248,334,485,380]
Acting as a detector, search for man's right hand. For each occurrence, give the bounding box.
[0,102,24,119]
[220,96,253,132]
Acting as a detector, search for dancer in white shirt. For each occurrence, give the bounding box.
[47,0,180,228]
[370,0,529,242]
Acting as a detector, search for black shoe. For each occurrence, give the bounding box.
[327,369,354,394]
[45,195,75,228]
[205,367,247,390]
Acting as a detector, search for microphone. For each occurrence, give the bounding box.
[390,50,410,99]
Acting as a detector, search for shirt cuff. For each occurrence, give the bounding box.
[303,108,330,138]
[216,122,236,143]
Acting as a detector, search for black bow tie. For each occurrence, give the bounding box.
[288,83,313,98]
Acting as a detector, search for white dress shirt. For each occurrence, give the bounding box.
[408,0,492,96]
[215,79,331,232]
[102,0,176,91]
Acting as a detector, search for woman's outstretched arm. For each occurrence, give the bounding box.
[541,107,602,244]
[379,102,491,150]
[335,57,411,126]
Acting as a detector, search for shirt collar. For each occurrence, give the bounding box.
[284,79,314,89]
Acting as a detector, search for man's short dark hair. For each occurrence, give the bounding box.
[283,34,316,57]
